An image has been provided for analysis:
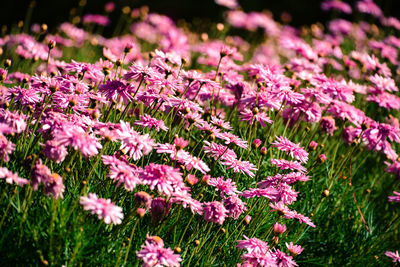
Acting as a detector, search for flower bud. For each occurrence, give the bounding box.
[48,40,56,49]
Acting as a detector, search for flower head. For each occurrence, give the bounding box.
[80,193,124,224]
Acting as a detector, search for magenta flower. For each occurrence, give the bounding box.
[388,191,400,202]
[140,163,184,196]
[270,159,307,173]
[385,250,400,263]
[223,196,246,219]
[80,193,124,225]
[272,136,309,163]
[136,236,182,267]
[99,80,134,104]
[54,125,102,158]
[135,114,168,132]
[203,201,228,224]
[240,108,273,127]
[208,176,240,197]
[237,236,269,254]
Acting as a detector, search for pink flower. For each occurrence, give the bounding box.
[272,136,309,163]
[43,173,65,199]
[136,236,182,267]
[388,191,400,202]
[54,125,102,158]
[174,137,189,150]
[237,236,269,254]
[170,189,203,215]
[0,167,28,187]
[272,249,298,267]
[215,0,238,9]
[0,135,15,162]
[117,121,155,161]
[274,223,287,235]
[286,242,304,256]
[135,114,168,132]
[42,140,68,163]
[203,141,237,162]
[203,201,228,224]
[357,0,383,17]
[321,0,352,14]
[270,159,307,173]
[222,159,257,177]
[320,116,337,136]
[211,116,233,130]
[99,80,134,104]
[82,14,110,26]
[223,196,246,219]
[102,155,142,191]
[385,250,400,263]
[79,193,124,224]
[319,154,327,163]
[241,188,278,201]
[240,108,273,127]
[140,163,184,196]
[309,141,318,150]
[209,176,240,197]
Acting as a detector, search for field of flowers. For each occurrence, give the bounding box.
[0,0,399,266]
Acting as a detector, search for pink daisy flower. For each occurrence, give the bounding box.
[286,242,304,257]
[203,201,228,225]
[117,121,155,161]
[208,176,240,197]
[388,191,400,202]
[385,250,400,263]
[54,125,102,158]
[140,164,184,196]
[240,108,273,127]
[222,158,257,177]
[223,196,247,219]
[272,136,309,163]
[0,167,28,187]
[102,155,142,191]
[270,159,307,173]
[79,193,124,225]
[136,236,182,267]
[134,114,168,132]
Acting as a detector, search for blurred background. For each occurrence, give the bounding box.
[1,0,399,32]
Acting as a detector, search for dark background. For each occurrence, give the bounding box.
[1,0,400,31]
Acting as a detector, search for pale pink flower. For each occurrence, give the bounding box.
[117,121,155,161]
[80,193,124,224]
[0,167,28,187]
[286,242,304,256]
